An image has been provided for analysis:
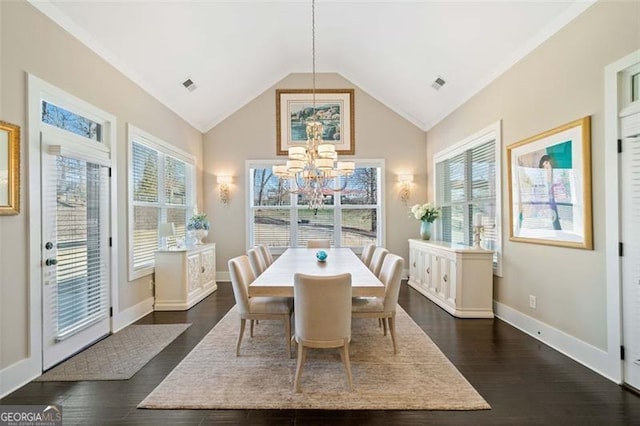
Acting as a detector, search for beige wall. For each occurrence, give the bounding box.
[203,73,427,274]
[0,1,203,369]
[426,1,640,349]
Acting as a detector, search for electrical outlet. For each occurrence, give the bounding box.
[529,295,537,309]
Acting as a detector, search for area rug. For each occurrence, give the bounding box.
[36,324,191,381]
[138,307,489,410]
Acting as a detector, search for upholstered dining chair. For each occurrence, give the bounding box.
[228,255,292,357]
[258,244,273,267]
[368,247,389,277]
[307,239,330,248]
[247,247,267,277]
[293,272,353,393]
[352,253,404,354]
[361,243,376,266]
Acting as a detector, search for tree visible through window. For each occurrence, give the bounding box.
[42,100,102,142]
[248,161,383,251]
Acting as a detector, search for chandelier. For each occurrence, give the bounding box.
[272,0,354,210]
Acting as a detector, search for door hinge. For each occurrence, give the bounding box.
[621,345,625,361]
[109,307,113,317]
[619,242,624,257]
[109,237,112,247]
[618,139,622,153]
[108,168,112,177]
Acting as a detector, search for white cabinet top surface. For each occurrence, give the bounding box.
[409,239,493,254]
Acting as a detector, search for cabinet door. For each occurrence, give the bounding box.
[201,249,215,287]
[437,256,450,299]
[423,252,433,291]
[439,257,456,303]
[409,246,424,285]
[187,253,201,292]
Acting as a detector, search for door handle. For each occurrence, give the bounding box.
[46,258,58,266]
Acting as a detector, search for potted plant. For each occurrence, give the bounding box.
[187,213,210,245]
[410,203,439,240]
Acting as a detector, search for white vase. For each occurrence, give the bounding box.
[190,229,208,245]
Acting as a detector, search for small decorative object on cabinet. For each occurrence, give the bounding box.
[154,243,217,311]
[408,239,494,318]
[187,213,210,246]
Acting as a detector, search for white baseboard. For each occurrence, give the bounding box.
[112,296,154,333]
[0,357,41,399]
[494,301,616,383]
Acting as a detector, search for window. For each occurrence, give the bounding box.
[247,160,384,253]
[128,125,194,279]
[434,122,502,275]
[42,100,103,142]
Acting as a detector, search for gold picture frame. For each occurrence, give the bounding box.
[0,121,20,215]
[276,89,355,156]
[507,116,592,249]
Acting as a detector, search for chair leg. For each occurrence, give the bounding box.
[388,314,397,354]
[294,343,307,393]
[236,318,246,356]
[284,313,292,358]
[382,317,388,336]
[339,339,353,391]
[250,320,255,337]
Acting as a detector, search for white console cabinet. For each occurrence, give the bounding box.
[154,243,217,311]
[408,239,494,318]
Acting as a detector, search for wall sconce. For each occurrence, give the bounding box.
[398,174,414,204]
[217,175,232,205]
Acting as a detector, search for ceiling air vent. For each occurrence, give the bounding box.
[431,77,446,91]
[182,78,197,92]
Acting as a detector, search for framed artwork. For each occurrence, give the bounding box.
[507,116,592,249]
[276,89,355,156]
[0,120,20,215]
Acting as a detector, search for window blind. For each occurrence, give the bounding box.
[436,139,499,267]
[130,139,191,275]
[53,156,109,337]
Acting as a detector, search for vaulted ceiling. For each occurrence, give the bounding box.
[30,1,595,133]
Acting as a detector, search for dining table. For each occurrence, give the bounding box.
[249,247,385,298]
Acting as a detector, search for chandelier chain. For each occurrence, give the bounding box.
[271,0,354,210]
[312,0,316,115]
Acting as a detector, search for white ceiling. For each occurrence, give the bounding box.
[30,1,596,133]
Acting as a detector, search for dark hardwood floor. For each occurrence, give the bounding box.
[3,282,640,425]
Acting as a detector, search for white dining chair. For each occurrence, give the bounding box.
[247,247,267,277]
[368,247,389,277]
[352,253,404,354]
[258,244,274,266]
[361,243,376,266]
[228,255,292,357]
[307,239,330,248]
[293,272,353,392]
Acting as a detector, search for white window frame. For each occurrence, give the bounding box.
[433,121,502,276]
[245,159,385,254]
[127,124,195,280]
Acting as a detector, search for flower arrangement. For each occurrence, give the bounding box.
[410,203,439,223]
[187,213,210,231]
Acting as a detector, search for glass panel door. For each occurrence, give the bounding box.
[41,133,110,370]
